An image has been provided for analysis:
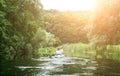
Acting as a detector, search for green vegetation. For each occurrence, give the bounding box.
[0,0,60,61]
[0,0,120,62]
[63,43,95,58]
[63,43,120,61]
[34,47,56,58]
[42,10,90,43]
[107,45,120,61]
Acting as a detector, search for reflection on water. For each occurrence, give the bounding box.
[1,57,120,76]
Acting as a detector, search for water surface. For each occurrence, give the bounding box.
[1,57,120,76]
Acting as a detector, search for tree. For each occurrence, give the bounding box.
[42,10,91,43]
[90,0,120,45]
[0,0,43,60]
[88,0,120,58]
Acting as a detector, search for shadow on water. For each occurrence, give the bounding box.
[94,59,120,76]
[1,57,120,76]
[0,60,44,76]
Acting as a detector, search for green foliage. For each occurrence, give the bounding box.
[33,47,56,58]
[1,0,120,62]
[63,43,95,58]
[32,28,61,49]
[0,0,59,61]
[0,1,13,60]
[63,43,88,51]
[85,0,120,60]
[42,10,90,43]
[89,0,120,46]
[107,45,120,61]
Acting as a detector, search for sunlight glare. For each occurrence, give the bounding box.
[41,0,95,11]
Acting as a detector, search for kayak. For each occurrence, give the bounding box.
[54,54,65,58]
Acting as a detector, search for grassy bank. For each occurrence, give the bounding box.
[33,43,120,62]
[62,43,120,61]
[107,45,120,61]
[62,43,96,58]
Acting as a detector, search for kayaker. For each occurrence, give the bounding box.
[56,48,64,55]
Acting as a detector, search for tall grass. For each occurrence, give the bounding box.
[62,43,120,61]
[63,43,96,58]
[107,45,120,61]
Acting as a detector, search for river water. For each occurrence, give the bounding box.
[1,57,120,76]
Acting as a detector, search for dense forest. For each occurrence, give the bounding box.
[0,0,120,61]
[0,0,60,60]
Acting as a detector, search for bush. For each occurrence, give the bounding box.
[33,47,56,58]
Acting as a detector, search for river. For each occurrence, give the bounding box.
[1,56,120,76]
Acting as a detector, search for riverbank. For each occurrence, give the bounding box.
[62,43,120,61]
[32,43,120,62]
